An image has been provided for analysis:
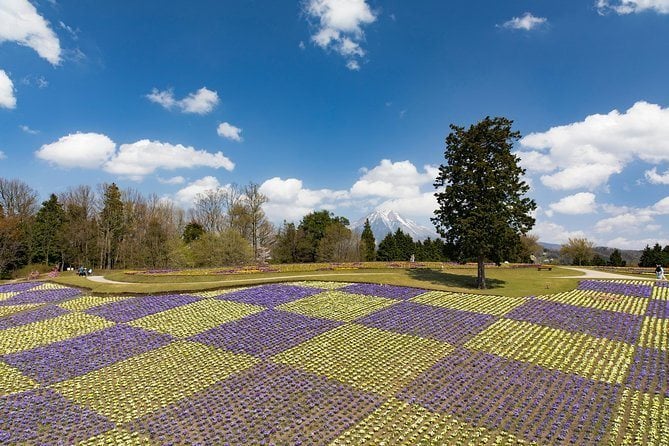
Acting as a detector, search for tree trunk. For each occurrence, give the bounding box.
[477,255,486,289]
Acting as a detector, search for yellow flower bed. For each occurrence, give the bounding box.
[78,429,152,446]
[330,398,534,446]
[638,317,668,351]
[0,313,113,355]
[0,303,41,318]
[465,319,635,384]
[0,361,38,396]
[278,291,397,322]
[651,286,669,300]
[0,291,20,302]
[412,291,526,316]
[58,295,132,312]
[273,324,452,395]
[52,341,258,423]
[287,281,353,289]
[535,289,648,315]
[129,299,264,338]
[608,389,669,445]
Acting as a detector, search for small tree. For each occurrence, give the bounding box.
[432,117,536,289]
[560,237,594,266]
[360,219,376,261]
[182,221,205,243]
[609,248,625,267]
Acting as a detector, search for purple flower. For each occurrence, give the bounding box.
[220,284,322,307]
[86,294,200,322]
[0,305,69,330]
[577,280,652,298]
[340,283,425,300]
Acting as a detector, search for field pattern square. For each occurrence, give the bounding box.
[192,309,341,358]
[288,280,352,289]
[78,429,152,446]
[578,280,653,298]
[647,299,669,319]
[221,283,322,307]
[0,305,68,330]
[0,361,37,396]
[273,324,453,395]
[0,388,113,444]
[626,347,668,397]
[51,341,259,423]
[0,287,81,306]
[127,362,383,445]
[0,282,38,293]
[412,291,526,316]
[129,298,264,338]
[59,295,133,312]
[86,294,200,323]
[639,317,668,351]
[464,319,635,383]
[356,301,496,345]
[535,289,648,315]
[3,324,172,384]
[0,312,114,355]
[340,283,425,300]
[609,389,669,445]
[397,348,620,445]
[331,398,533,446]
[506,299,643,344]
[0,303,41,318]
[0,291,19,302]
[278,291,397,322]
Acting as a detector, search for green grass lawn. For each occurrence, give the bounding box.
[51,265,583,297]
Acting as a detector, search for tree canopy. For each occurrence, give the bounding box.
[432,116,536,289]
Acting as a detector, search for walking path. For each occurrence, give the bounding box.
[556,267,654,281]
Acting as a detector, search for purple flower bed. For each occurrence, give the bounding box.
[506,299,643,344]
[577,280,652,298]
[0,282,38,294]
[3,324,173,384]
[0,305,69,330]
[220,284,322,307]
[647,299,669,319]
[397,348,620,445]
[356,301,495,345]
[192,309,340,358]
[655,281,669,288]
[86,294,200,322]
[340,283,425,300]
[626,347,668,397]
[0,287,81,306]
[127,362,383,445]
[0,389,113,444]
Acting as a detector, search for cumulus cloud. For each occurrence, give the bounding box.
[146,87,219,114]
[175,176,227,206]
[548,192,597,215]
[0,70,16,109]
[531,220,588,244]
[351,159,437,198]
[35,132,234,180]
[501,12,548,31]
[259,177,349,222]
[376,192,439,221]
[596,0,669,14]
[645,167,669,185]
[595,212,654,233]
[520,101,669,190]
[0,0,61,64]
[158,176,185,185]
[19,124,39,134]
[305,0,377,69]
[217,122,243,142]
[603,236,669,250]
[36,132,117,169]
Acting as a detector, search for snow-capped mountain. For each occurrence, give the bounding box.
[351,209,439,243]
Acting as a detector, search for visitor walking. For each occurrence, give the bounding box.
[656,264,666,281]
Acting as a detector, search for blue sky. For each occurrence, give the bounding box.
[1,0,668,248]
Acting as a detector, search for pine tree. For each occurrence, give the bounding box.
[360,219,376,261]
[31,194,66,266]
[99,183,125,269]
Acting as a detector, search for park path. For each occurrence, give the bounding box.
[557,267,654,281]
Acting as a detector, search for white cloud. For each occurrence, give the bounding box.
[305,0,377,69]
[19,124,38,134]
[595,212,654,233]
[0,151,6,159]
[653,196,669,214]
[604,236,669,250]
[104,140,234,180]
[0,0,61,64]
[548,192,597,215]
[146,87,219,114]
[502,12,548,31]
[645,167,669,185]
[36,132,116,169]
[217,122,243,142]
[521,101,669,190]
[175,176,227,206]
[531,220,588,244]
[0,70,16,109]
[35,132,234,180]
[597,0,669,14]
[376,192,438,221]
[158,176,185,185]
[351,159,437,198]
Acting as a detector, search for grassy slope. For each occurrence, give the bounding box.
[52,266,582,297]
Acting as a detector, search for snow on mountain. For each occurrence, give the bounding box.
[351,209,439,243]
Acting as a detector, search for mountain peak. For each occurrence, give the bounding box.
[352,210,438,243]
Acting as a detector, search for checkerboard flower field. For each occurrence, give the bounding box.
[0,279,667,444]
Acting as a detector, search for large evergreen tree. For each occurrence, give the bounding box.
[31,194,66,266]
[360,219,376,261]
[432,117,536,289]
[98,183,125,269]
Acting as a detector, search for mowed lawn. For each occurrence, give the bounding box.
[0,279,666,444]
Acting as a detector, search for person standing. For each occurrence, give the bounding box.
[656,264,667,281]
